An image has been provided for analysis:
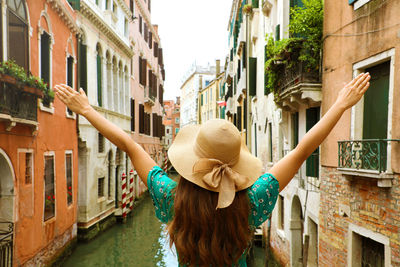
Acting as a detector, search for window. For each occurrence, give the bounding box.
[129,0,134,14]
[98,133,105,153]
[175,117,179,124]
[96,44,103,107]
[7,0,29,70]
[148,0,151,12]
[291,112,299,149]
[40,31,51,93]
[44,155,55,221]
[25,152,33,184]
[98,177,105,197]
[67,55,74,116]
[237,106,242,131]
[107,151,112,198]
[124,18,128,37]
[306,107,320,178]
[144,23,148,43]
[149,31,153,50]
[130,98,135,131]
[349,0,371,10]
[166,128,170,134]
[65,153,73,205]
[139,16,142,34]
[112,1,117,13]
[139,57,147,86]
[79,40,88,94]
[175,128,179,135]
[139,104,144,134]
[275,24,280,41]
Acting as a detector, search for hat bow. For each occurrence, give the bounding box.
[192,158,248,209]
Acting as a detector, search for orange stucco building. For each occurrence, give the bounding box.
[0,0,80,265]
[320,0,400,265]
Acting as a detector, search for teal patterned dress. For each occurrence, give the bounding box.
[147,166,279,267]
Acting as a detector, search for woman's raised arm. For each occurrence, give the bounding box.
[269,73,371,192]
[54,84,156,186]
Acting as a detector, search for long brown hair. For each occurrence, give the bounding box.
[167,177,252,266]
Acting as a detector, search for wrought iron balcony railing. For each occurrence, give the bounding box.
[278,60,320,93]
[338,139,400,173]
[144,86,155,106]
[0,221,13,267]
[0,80,39,122]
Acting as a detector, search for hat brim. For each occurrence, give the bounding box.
[168,124,262,192]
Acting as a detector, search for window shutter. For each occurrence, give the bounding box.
[249,57,257,96]
[348,0,357,4]
[139,104,144,133]
[237,106,242,131]
[144,23,148,43]
[130,0,134,13]
[252,0,259,8]
[306,107,320,177]
[242,43,247,69]
[67,0,80,10]
[131,99,135,131]
[139,16,142,34]
[275,24,280,41]
[149,32,153,49]
[154,42,158,57]
[79,41,88,94]
[96,54,102,107]
[41,32,51,85]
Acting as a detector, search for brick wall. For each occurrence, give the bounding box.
[269,224,290,266]
[319,166,400,266]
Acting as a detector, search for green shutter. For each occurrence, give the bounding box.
[349,0,357,4]
[306,107,320,177]
[292,112,299,149]
[201,94,203,105]
[252,0,259,8]
[249,57,257,96]
[79,41,88,94]
[275,24,280,41]
[67,0,80,10]
[97,54,102,107]
[41,32,50,85]
[363,62,389,140]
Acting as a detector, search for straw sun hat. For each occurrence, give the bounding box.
[168,119,262,209]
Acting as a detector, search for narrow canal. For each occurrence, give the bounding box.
[64,191,279,266]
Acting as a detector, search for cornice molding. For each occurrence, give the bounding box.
[134,0,160,44]
[80,1,134,58]
[115,0,132,20]
[46,0,81,35]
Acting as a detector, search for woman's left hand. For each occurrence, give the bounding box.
[54,84,92,115]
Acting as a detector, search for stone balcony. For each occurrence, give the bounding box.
[276,60,322,111]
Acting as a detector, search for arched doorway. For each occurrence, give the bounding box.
[0,150,15,222]
[290,195,303,267]
[0,149,15,266]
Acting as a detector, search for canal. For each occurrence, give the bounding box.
[64,194,279,266]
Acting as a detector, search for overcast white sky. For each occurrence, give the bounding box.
[151,0,233,101]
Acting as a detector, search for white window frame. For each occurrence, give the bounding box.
[351,49,395,174]
[65,150,73,207]
[43,151,56,223]
[347,223,391,267]
[38,10,54,113]
[353,0,371,10]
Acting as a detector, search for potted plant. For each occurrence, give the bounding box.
[243,4,253,15]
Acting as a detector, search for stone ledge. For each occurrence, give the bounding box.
[337,168,394,187]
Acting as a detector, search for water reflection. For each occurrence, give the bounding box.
[63,196,179,267]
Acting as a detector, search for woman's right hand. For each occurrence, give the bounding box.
[54,84,92,116]
[335,72,371,111]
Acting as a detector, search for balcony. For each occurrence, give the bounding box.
[0,78,41,133]
[143,86,155,106]
[338,139,400,187]
[276,60,321,111]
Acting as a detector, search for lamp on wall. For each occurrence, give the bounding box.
[262,0,273,17]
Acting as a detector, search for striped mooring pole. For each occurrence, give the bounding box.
[121,173,127,218]
[129,169,134,211]
[163,150,168,172]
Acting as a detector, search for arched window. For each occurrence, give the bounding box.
[7,0,29,70]
[96,44,103,107]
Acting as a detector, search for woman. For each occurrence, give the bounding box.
[54,72,370,266]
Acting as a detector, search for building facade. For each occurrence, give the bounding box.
[0,0,80,265]
[163,97,180,148]
[72,0,133,241]
[130,0,165,194]
[180,64,216,127]
[198,61,224,124]
[320,0,400,266]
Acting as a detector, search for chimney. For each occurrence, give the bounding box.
[216,59,221,77]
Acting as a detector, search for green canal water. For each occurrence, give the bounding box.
[64,195,278,267]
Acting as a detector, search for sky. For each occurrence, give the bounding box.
[151,0,233,101]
